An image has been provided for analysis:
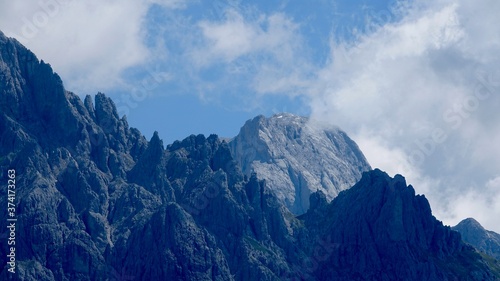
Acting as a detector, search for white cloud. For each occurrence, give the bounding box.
[0,0,184,95]
[196,10,259,64]
[354,132,416,179]
[446,176,500,231]
[190,8,314,97]
[307,0,500,232]
[195,11,299,64]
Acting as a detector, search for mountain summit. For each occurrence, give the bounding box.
[230,113,371,214]
[453,218,500,260]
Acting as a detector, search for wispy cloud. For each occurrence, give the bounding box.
[183,6,316,107]
[179,0,500,233]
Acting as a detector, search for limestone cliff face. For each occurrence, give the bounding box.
[229,113,371,214]
[0,31,497,281]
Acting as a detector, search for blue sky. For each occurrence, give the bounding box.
[1,0,500,232]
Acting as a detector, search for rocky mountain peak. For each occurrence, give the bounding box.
[456,218,486,231]
[149,131,164,151]
[303,169,498,280]
[230,112,371,214]
[94,92,119,122]
[1,36,59,104]
[453,218,500,260]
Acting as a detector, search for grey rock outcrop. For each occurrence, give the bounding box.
[298,170,498,280]
[230,113,371,214]
[453,218,500,260]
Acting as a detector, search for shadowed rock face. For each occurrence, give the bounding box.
[300,170,496,280]
[0,31,497,281]
[453,218,500,260]
[229,113,371,214]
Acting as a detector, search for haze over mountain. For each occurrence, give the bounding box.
[1,31,500,280]
[230,113,371,214]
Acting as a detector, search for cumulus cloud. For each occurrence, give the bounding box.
[0,0,184,95]
[308,0,500,231]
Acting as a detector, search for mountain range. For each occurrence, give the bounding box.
[229,113,371,214]
[1,30,499,280]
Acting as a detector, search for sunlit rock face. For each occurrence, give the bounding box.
[230,113,371,214]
